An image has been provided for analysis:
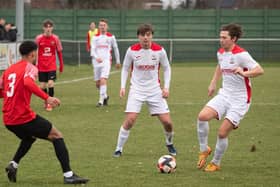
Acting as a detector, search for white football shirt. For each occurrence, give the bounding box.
[217,44,258,103]
[91,32,120,67]
[121,42,171,94]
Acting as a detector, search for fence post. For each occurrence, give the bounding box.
[16,0,24,41]
[169,39,173,63]
[78,41,81,67]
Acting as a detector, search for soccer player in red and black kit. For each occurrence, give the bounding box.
[35,19,64,111]
[0,41,89,184]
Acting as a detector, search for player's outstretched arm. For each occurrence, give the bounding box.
[24,77,49,100]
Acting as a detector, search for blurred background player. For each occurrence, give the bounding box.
[90,18,121,107]
[0,17,6,41]
[0,41,89,184]
[113,23,177,157]
[4,23,17,42]
[86,21,98,52]
[196,23,264,172]
[35,19,64,111]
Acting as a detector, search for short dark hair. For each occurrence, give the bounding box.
[137,23,154,36]
[43,19,54,27]
[221,23,243,42]
[99,18,108,24]
[19,41,38,56]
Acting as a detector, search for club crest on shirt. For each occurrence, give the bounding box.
[104,38,110,45]
[134,55,142,61]
[229,57,235,64]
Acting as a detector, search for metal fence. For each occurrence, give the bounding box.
[61,38,280,65]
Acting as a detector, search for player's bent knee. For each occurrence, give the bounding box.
[124,120,134,129]
[123,118,136,129]
[48,128,63,140]
[218,130,228,139]
[48,83,54,87]
[198,112,208,121]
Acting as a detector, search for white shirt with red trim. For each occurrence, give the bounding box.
[217,44,258,103]
[121,42,171,94]
[91,32,120,67]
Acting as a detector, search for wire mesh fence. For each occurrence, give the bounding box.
[61,38,280,65]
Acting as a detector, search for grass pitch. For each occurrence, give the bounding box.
[0,63,279,187]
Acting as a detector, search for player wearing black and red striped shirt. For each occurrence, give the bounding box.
[35,19,64,111]
[0,41,89,184]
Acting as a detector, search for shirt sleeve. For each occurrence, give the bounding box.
[24,63,38,81]
[121,48,133,89]
[160,48,171,89]
[24,77,49,100]
[35,35,40,44]
[24,63,48,100]
[57,51,64,72]
[55,36,63,52]
[237,52,258,70]
[91,37,98,59]
[112,35,120,64]
[86,31,90,52]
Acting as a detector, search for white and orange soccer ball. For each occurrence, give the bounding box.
[157,155,176,173]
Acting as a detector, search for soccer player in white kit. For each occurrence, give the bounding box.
[91,18,121,107]
[196,23,264,172]
[113,23,177,157]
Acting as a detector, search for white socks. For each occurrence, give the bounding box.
[116,126,130,152]
[10,160,75,178]
[197,120,209,152]
[10,161,18,168]
[99,85,107,103]
[164,131,174,145]
[64,171,73,178]
[212,137,228,166]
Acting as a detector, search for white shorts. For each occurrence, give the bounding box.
[125,89,170,115]
[93,65,111,81]
[206,93,250,128]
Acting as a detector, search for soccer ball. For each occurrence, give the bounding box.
[157,155,176,173]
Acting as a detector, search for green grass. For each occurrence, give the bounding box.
[0,63,279,187]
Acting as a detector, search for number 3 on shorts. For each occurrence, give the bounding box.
[7,73,16,97]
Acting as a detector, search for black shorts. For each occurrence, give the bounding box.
[5,115,52,140]
[38,71,57,82]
